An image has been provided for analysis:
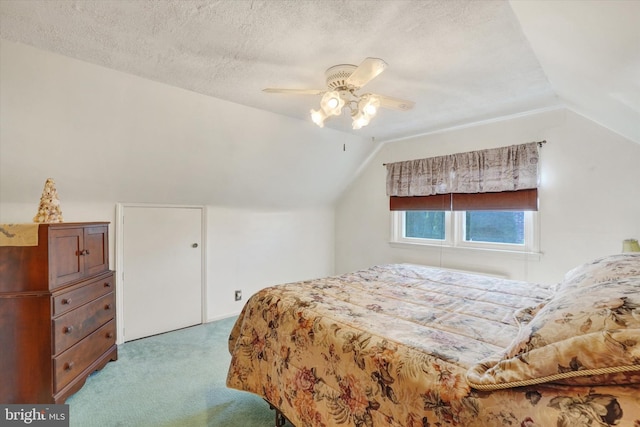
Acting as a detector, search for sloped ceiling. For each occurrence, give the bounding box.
[510,0,640,144]
[0,0,564,142]
[0,1,638,210]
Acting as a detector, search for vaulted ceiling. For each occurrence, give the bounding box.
[2,0,637,144]
[1,1,638,210]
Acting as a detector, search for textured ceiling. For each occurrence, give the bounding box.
[1,0,638,143]
[0,0,560,141]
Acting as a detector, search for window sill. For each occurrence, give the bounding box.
[388,241,542,261]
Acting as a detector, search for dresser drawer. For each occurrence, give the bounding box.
[53,292,115,354]
[54,320,116,393]
[52,272,114,316]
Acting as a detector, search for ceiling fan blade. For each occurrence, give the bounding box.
[345,57,388,89]
[263,88,324,95]
[375,94,415,111]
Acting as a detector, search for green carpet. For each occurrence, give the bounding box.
[66,316,292,426]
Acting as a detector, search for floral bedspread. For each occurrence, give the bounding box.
[226,263,640,427]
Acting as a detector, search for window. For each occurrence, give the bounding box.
[385,142,542,253]
[405,211,446,240]
[464,211,524,244]
[392,210,537,252]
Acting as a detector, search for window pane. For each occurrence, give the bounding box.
[405,211,445,240]
[465,211,524,244]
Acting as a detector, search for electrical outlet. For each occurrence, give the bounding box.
[235,290,242,301]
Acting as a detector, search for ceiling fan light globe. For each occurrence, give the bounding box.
[320,91,344,116]
[359,95,380,117]
[310,109,326,127]
[364,104,377,116]
[352,119,366,130]
[351,111,370,130]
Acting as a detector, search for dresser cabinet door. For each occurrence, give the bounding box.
[49,227,84,288]
[49,225,109,290]
[83,225,109,277]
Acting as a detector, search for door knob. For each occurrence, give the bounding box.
[192,243,198,248]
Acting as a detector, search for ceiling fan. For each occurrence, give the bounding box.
[263,57,415,130]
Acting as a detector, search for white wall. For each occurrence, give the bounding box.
[206,207,334,321]
[0,40,372,209]
[0,40,340,324]
[0,203,334,322]
[335,108,640,284]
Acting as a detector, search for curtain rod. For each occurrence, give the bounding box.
[382,140,547,166]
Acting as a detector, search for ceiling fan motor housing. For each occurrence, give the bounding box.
[325,64,358,90]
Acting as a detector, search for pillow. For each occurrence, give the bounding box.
[466,254,640,390]
[561,253,640,288]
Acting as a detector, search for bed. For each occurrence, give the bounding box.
[227,254,640,426]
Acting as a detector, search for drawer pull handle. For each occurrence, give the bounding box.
[106,332,114,339]
[65,362,74,371]
[104,282,111,288]
[62,298,72,305]
[63,326,74,334]
[105,304,112,310]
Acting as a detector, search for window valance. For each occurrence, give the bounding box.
[386,142,539,197]
[386,142,540,211]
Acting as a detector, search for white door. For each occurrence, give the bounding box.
[121,205,203,341]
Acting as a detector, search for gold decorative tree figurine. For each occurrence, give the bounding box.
[33,178,64,223]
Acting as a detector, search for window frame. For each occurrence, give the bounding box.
[391,210,539,254]
[393,210,453,246]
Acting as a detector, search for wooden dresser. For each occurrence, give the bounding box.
[0,222,117,403]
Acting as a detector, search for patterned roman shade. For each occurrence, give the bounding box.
[386,142,539,211]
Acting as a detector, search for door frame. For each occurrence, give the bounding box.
[115,203,207,345]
